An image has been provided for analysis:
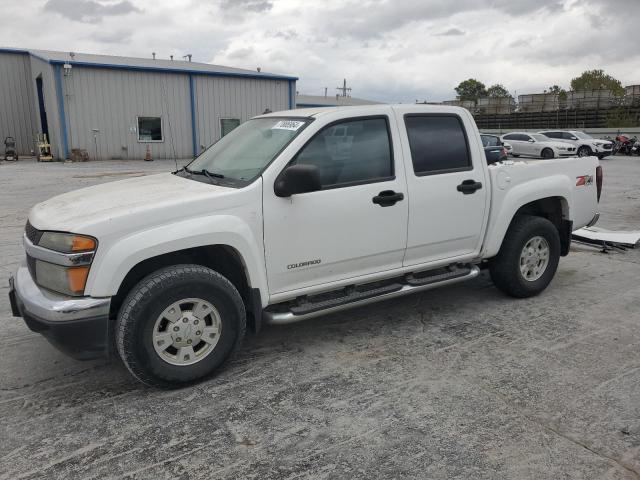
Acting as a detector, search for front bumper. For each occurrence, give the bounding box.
[9,262,112,360]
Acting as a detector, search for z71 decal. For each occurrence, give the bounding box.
[576,175,593,186]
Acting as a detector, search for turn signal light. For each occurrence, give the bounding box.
[67,266,90,294]
[71,235,96,252]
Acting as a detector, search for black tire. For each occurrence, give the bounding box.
[116,264,246,388]
[512,154,520,157]
[489,215,560,298]
[577,146,592,157]
[541,148,554,159]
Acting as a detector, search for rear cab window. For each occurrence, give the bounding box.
[404,115,472,175]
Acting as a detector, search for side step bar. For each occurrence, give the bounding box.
[264,265,480,325]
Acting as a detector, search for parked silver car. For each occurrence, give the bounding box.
[501,132,576,159]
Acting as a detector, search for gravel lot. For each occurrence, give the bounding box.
[1,156,639,479]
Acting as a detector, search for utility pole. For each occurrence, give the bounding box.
[336,79,352,97]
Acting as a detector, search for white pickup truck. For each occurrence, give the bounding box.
[9,105,602,387]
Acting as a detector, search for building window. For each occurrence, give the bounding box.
[138,117,163,142]
[221,118,241,137]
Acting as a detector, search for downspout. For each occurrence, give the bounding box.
[53,64,70,160]
[189,73,198,157]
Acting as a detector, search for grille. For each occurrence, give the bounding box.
[25,221,43,245]
[603,144,612,150]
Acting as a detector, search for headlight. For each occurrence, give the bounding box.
[38,232,96,253]
[35,261,90,296]
[25,227,97,296]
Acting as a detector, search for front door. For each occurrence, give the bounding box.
[394,108,489,266]
[263,115,409,295]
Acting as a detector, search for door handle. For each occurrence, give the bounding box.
[372,190,404,207]
[456,180,482,194]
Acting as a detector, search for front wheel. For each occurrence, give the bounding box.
[490,215,560,298]
[541,148,554,159]
[116,265,246,388]
[577,146,592,157]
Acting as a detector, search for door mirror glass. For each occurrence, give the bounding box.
[528,138,535,142]
[274,164,322,197]
[570,136,578,140]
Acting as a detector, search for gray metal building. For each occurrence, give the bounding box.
[0,48,297,160]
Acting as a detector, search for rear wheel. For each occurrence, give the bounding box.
[490,215,560,298]
[577,146,592,157]
[541,148,554,159]
[116,264,246,388]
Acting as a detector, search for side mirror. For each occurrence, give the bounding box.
[570,136,578,140]
[274,164,322,197]
[528,139,535,142]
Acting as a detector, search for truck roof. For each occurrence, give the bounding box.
[258,104,469,119]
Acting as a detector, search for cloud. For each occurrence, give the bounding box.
[218,0,272,13]
[435,28,466,36]
[1,0,636,104]
[43,0,141,22]
[90,29,132,43]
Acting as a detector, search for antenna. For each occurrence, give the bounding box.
[336,78,352,97]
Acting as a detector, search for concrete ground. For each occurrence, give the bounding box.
[1,156,639,479]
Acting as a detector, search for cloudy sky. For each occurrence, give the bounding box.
[1,0,637,102]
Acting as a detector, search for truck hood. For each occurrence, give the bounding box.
[29,173,236,234]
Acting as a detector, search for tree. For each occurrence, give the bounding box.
[486,84,512,98]
[455,79,487,102]
[570,69,625,96]
[546,85,567,100]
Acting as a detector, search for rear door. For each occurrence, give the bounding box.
[394,107,489,266]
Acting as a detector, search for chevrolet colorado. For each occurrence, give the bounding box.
[9,105,602,387]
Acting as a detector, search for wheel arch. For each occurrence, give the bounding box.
[108,244,264,332]
[483,178,572,259]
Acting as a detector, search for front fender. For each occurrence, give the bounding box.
[482,173,572,258]
[85,214,267,301]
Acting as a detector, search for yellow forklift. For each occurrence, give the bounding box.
[35,133,53,162]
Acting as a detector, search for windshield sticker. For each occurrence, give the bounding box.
[272,120,305,131]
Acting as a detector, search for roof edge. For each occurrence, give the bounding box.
[0,47,298,81]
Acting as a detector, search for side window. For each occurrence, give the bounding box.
[544,132,558,139]
[293,117,393,188]
[404,115,471,175]
[503,134,518,141]
[518,134,532,141]
[562,132,576,140]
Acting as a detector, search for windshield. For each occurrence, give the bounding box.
[532,134,550,142]
[573,131,592,139]
[481,135,501,147]
[187,117,310,183]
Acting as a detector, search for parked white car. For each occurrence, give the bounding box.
[501,132,576,159]
[10,105,602,387]
[538,130,614,159]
